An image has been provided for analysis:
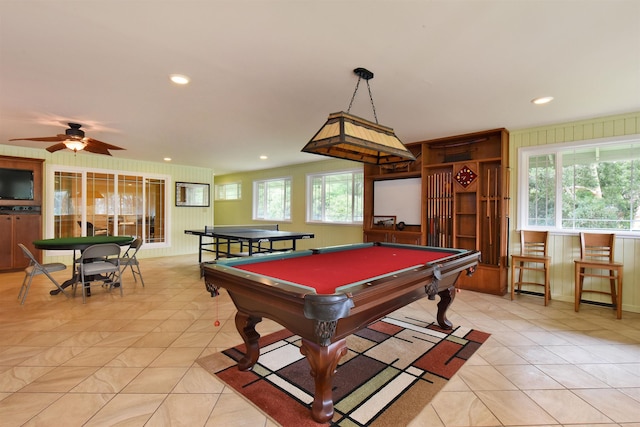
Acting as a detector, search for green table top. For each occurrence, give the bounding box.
[34,235,134,250]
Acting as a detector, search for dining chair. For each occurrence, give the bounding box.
[75,243,122,303]
[511,230,551,305]
[17,243,69,304]
[113,237,144,286]
[574,232,623,319]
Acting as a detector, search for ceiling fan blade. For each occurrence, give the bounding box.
[9,135,65,142]
[46,143,67,153]
[83,144,113,156]
[86,138,125,151]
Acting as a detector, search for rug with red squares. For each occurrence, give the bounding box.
[197,315,490,426]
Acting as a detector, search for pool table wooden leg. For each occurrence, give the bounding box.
[234,311,262,371]
[436,285,455,330]
[299,338,348,423]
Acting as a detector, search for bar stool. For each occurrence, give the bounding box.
[574,232,623,319]
[511,230,551,305]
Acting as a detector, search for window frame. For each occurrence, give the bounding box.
[518,133,640,237]
[46,164,171,247]
[305,168,364,225]
[214,181,242,201]
[252,176,292,221]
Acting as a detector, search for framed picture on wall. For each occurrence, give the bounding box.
[371,215,396,229]
[175,182,210,207]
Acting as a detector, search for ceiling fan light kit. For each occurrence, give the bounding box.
[302,67,416,165]
[9,123,125,156]
[61,123,88,152]
[63,139,88,152]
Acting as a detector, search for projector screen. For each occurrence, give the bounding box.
[373,178,422,225]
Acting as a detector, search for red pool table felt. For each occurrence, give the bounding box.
[235,245,457,294]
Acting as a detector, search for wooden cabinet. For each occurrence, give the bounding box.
[0,156,44,270]
[363,229,422,245]
[0,214,42,270]
[363,128,509,296]
[0,215,12,269]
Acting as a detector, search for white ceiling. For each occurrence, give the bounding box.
[1,1,639,175]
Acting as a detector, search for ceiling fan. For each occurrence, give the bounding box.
[9,122,125,155]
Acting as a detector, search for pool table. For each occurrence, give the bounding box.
[202,242,479,423]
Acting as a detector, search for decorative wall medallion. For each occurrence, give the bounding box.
[455,165,477,188]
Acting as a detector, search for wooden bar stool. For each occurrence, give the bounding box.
[574,232,623,319]
[511,230,551,305]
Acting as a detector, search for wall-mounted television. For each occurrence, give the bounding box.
[0,168,34,200]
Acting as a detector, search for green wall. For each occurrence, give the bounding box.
[213,158,364,250]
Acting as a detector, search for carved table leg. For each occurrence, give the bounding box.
[299,338,348,423]
[436,285,455,330]
[235,311,262,371]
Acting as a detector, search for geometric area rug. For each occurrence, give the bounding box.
[197,315,490,427]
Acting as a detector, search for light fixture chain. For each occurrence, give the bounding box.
[366,80,379,124]
[346,77,379,124]
[346,77,362,114]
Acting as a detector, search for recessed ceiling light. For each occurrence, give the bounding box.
[164,157,172,162]
[169,74,190,85]
[531,96,554,105]
[260,155,268,160]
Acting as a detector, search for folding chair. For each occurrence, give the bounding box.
[114,238,144,286]
[75,243,122,303]
[17,243,69,304]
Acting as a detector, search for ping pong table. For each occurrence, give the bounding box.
[184,225,314,262]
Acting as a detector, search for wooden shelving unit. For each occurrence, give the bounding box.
[363,128,509,296]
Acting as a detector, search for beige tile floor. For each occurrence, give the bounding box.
[2,254,640,426]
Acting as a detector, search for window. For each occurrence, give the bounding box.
[253,177,291,221]
[306,170,363,224]
[49,166,169,245]
[215,181,242,200]
[519,135,640,234]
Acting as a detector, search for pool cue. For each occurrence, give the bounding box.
[451,172,454,246]
[437,172,444,247]
[487,168,492,264]
[433,173,437,246]
[437,172,441,247]
[428,173,432,246]
[429,174,432,246]
[440,172,444,247]
[441,173,444,247]
[495,167,499,266]
[438,173,441,247]
[432,173,436,246]
[425,174,429,245]
[505,167,510,267]
[427,174,432,246]
[449,172,453,247]
[446,172,451,247]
